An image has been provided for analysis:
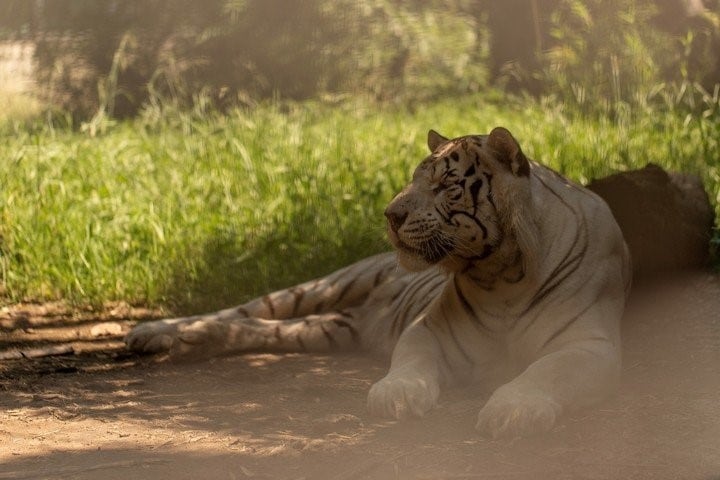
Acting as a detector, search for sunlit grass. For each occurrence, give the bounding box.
[1,94,718,311]
[0,92,42,128]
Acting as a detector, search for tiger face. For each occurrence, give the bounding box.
[385,127,531,272]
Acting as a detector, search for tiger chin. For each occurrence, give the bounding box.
[126,126,631,439]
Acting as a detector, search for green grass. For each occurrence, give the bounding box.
[1,94,718,312]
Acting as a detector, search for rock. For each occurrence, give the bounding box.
[587,163,715,280]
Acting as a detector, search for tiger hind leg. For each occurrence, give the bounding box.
[125,253,400,357]
[165,310,361,360]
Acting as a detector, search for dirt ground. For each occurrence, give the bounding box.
[1,272,719,480]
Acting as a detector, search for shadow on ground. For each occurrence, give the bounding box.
[1,272,719,480]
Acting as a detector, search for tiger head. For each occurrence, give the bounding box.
[385,127,536,274]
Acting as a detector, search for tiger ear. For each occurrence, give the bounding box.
[427,129,449,152]
[487,127,530,177]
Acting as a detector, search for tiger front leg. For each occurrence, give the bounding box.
[367,320,444,419]
[476,336,621,439]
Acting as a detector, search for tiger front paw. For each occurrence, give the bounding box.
[367,369,440,420]
[475,385,561,439]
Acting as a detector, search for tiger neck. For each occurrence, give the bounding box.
[458,234,526,291]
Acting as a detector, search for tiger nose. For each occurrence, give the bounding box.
[384,207,408,233]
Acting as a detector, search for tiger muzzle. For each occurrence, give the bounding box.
[384,207,408,233]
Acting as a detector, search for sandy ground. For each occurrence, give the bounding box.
[1,272,719,480]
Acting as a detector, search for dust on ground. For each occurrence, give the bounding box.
[1,272,719,480]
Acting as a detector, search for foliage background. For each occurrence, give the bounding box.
[0,0,718,309]
[1,0,718,118]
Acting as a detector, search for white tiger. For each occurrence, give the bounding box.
[126,127,631,438]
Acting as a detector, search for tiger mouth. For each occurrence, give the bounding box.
[396,238,454,264]
[387,225,455,264]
